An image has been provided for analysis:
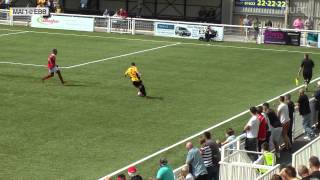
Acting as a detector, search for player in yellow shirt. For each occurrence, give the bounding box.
[125,62,147,97]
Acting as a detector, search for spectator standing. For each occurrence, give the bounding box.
[314,81,320,131]
[178,165,194,180]
[156,158,174,180]
[253,17,261,40]
[298,54,315,90]
[199,138,215,180]
[185,142,208,180]
[297,165,309,180]
[305,17,314,30]
[293,17,305,30]
[244,107,260,161]
[307,156,320,179]
[263,102,282,158]
[277,96,292,150]
[258,106,271,144]
[256,107,268,152]
[127,166,143,180]
[203,131,220,180]
[265,19,273,27]
[285,94,295,144]
[117,8,128,19]
[297,89,315,140]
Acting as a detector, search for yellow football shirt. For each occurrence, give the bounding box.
[125,66,140,82]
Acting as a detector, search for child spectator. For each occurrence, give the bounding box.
[178,165,194,180]
[221,128,236,148]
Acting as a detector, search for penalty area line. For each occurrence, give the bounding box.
[64,43,181,69]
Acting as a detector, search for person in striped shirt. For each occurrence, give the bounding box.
[200,138,215,180]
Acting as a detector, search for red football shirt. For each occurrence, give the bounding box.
[48,54,56,68]
[257,114,267,141]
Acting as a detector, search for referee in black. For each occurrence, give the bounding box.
[298,54,314,90]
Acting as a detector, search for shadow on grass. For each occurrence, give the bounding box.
[146,96,164,100]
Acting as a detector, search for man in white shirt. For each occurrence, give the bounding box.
[277,96,292,150]
[244,107,260,161]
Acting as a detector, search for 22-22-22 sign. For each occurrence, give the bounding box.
[235,0,286,9]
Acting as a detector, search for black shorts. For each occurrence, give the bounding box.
[132,81,142,88]
[303,72,312,83]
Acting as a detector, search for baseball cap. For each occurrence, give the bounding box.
[127,166,137,176]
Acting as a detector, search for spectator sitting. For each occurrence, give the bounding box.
[118,174,126,180]
[155,158,174,180]
[244,107,260,161]
[185,142,208,180]
[281,166,300,180]
[204,26,217,42]
[293,17,304,30]
[128,166,143,180]
[202,131,220,180]
[178,165,194,180]
[221,128,236,147]
[307,156,320,179]
[297,165,309,180]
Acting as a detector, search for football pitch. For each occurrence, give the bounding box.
[1,25,320,180]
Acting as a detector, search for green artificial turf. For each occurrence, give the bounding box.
[1,25,320,180]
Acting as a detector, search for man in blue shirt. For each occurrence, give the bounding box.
[186,142,208,180]
[156,158,174,180]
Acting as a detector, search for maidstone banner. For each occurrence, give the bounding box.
[154,22,224,41]
[31,15,94,32]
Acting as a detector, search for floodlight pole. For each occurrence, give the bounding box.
[284,0,289,28]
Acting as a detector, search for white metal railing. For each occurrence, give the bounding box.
[256,164,281,180]
[292,136,320,169]
[221,133,247,162]
[219,161,277,180]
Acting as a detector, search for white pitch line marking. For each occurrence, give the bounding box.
[98,76,320,180]
[0,31,29,37]
[0,61,45,67]
[64,43,181,69]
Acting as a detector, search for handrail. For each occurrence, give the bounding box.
[292,136,320,157]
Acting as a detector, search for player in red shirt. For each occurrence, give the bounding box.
[42,49,65,84]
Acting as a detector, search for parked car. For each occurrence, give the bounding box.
[175,26,191,37]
